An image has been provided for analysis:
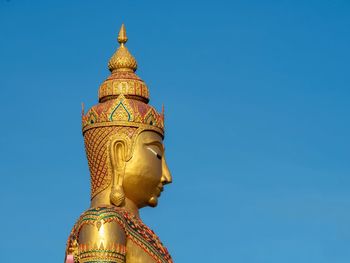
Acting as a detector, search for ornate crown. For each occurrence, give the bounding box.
[82,24,164,136]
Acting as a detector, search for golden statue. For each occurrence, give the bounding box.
[65,24,173,263]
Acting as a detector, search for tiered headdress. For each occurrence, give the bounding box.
[82,24,164,137]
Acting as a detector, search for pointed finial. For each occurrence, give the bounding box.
[81,102,85,117]
[117,24,128,44]
[108,24,137,72]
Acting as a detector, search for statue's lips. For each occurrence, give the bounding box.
[157,186,164,196]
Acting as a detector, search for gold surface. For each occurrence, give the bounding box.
[65,24,173,263]
[108,24,137,73]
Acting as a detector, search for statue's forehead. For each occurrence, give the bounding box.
[137,130,163,144]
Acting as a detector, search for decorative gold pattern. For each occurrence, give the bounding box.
[108,24,137,73]
[82,25,164,137]
[67,207,172,263]
[79,242,126,263]
[82,95,164,136]
[98,71,149,103]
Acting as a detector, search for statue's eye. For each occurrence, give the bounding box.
[146,146,162,160]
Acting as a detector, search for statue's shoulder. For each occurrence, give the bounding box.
[73,206,128,233]
[65,207,127,252]
[65,207,128,263]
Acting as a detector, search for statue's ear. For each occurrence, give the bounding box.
[109,138,128,206]
[109,139,127,171]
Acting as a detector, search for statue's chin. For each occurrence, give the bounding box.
[148,196,158,207]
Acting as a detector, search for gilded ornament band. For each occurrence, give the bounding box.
[82,121,164,137]
[99,79,149,102]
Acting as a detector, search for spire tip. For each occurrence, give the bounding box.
[118,23,128,44]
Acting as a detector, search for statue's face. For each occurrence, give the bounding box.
[123,130,172,208]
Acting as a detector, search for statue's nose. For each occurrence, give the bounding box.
[161,155,172,185]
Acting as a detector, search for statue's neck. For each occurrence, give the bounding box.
[123,198,140,218]
[90,189,140,218]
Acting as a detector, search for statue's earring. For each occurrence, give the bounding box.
[110,163,126,206]
[110,184,125,206]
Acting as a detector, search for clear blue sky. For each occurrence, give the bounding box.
[0,0,349,262]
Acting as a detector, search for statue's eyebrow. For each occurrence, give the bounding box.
[144,141,164,152]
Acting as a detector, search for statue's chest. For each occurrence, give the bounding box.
[123,213,173,263]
